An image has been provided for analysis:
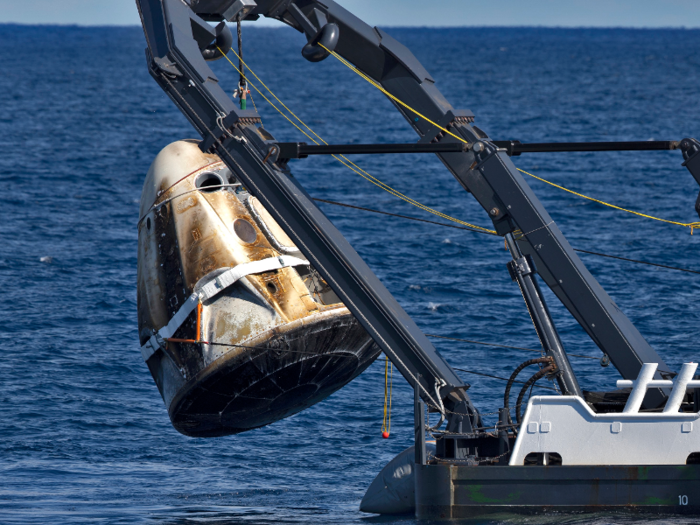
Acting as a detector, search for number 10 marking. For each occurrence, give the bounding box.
[679,495,689,505]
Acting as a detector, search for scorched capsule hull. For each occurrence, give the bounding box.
[137,140,380,437]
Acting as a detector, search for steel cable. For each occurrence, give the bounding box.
[313,198,700,276]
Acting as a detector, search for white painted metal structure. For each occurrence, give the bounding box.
[510,363,700,466]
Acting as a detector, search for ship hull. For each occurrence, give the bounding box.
[416,463,700,518]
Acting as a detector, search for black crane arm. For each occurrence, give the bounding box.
[135,0,480,431]
[247,0,674,404]
[136,0,673,414]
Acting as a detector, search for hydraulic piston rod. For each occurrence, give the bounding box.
[505,233,582,398]
[277,141,468,159]
[494,140,680,156]
[278,140,679,160]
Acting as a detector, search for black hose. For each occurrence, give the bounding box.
[515,365,555,424]
[503,357,552,417]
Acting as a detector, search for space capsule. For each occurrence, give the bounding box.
[137,140,380,437]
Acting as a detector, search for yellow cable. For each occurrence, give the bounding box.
[518,168,700,233]
[225,48,492,232]
[230,49,327,145]
[321,45,700,234]
[320,44,468,145]
[218,47,496,234]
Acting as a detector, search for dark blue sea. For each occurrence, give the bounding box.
[2,22,700,524]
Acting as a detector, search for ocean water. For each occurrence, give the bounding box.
[2,22,700,524]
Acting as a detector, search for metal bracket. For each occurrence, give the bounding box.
[507,255,536,280]
[417,109,475,144]
[223,0,257,21]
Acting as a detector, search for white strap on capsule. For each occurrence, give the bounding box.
[140,255,308,362]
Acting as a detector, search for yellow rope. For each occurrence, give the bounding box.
[518,168,700,234]
[321,45,700,234]
[382,354,392,437]
[217,47,496,234]
[320,44,468,145]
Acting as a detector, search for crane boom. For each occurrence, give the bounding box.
[136,0,673,427]
[136,0,481,431]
